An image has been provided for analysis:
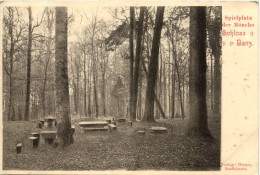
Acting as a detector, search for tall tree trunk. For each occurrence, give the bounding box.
[42,57,50,117]
[55,7,73,147]
[42,8,53,117]
[7,10,14,121]
[129,7,135,120]
[173,50,184,119]
[210,54,214,112]
[102,69,106,116]
[143,7,164,122]
[138,66,143,119]
[208,7,222,118]
[88,57,92,116]
[140,49,166,119]
[171,68,175,118]
[213,55,221,117]
[93,45,99,117]
[24,7,32,121]
[163,63,167,116]
[132,7,145,121]
[84,53,87,116]
[187,7,211,137]
[73,83,78,114]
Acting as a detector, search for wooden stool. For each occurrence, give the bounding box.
[16,143,22,154]
[38,122,42,129]
[28,137,39,148]
[71,125,75,135]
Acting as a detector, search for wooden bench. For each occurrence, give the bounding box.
[79,121,108,128]
[149,127,167,133]
[117,118,126,122]
[41,131,57,144]
[79,121,109,133]
[108,124,117,131]
[111,121,117,126]
[83,127,109,132]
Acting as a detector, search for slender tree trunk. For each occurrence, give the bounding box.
[55,7,73,147]
[208,7,221,118]
[132,7,145,121]
[88,57,92,116]
[138,67,143,119]
[7,20,14,121]
[171,68,175,118]
[173,51,184,119]
[24,7,32,121]
[140,51,166,119]
[210,54,214,112]
[129,7,135,120]
[143,7,164,122]
[84,53,87,116]
[163,62,167,117]
[42,57,50,117]
[94,46,99,117]
[187,7,211,137]
[214,54,221,117]
[102,70,106,116]
[42,9,53,117]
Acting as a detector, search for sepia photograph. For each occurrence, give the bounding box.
[1,2,226,172]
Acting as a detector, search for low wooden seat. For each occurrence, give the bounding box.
[16,143,22,154]
[118,118,126,122]
[108,124,117,130]
[28,136,39,148]
[83,128,109,132]
[71,125,75,135]
[111,121,117,126]
[149,127,167,133]
[38,122,42,129]
[137,131,145,135]
[79,121,108,128]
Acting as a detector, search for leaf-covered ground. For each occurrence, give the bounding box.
[3,116,220,171]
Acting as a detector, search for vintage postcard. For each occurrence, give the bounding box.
[0,1,258,175]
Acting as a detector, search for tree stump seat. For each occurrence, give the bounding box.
[149,127,167,133]
[41,131,57,144]
[71,125,75,135]
[40,120,44,125]
[38,122,43,129]
[137,131,145,135]
[28,137,39,148]
[30,132,40,145]
[16,143,22,154]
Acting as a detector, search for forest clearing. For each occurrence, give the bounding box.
[2,5,221,171]
[3,115,220,170]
